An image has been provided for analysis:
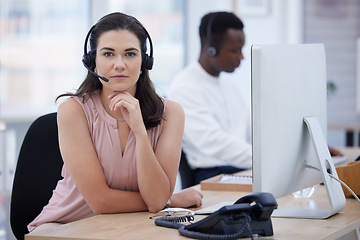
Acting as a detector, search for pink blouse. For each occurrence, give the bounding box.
[28,91,166,231]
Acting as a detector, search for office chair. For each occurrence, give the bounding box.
[10,112,63,240]
[179,151,196,189]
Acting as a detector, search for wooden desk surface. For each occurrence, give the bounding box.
[26,147,360,240]
[26,184,360,240]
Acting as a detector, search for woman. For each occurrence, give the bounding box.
[28,12,202,232]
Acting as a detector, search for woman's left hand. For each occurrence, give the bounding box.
[170,188,204,208]
[108,91,146,134]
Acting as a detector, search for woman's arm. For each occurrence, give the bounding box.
[60,95,200,214]
[108,92,185,212]
[58,98,148,214]
[135,100,185,212]
[108,92,203,211]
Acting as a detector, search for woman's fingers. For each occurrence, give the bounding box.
[108,92,145,134]
[108,92,136,111]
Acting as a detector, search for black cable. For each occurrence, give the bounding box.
[154,215,195,229]
[179,215,252,240]
[155,214,253,240]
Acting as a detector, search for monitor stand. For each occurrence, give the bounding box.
[272,116,346,219]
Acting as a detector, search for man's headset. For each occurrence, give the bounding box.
[206,14,217,57]
[82,14,154,82]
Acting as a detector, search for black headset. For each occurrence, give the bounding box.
[206,14,217,57]
[82,14,154,82]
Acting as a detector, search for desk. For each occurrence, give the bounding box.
[26,148,360,240]
[26,185,360,240]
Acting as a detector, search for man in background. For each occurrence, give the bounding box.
[168,11,251,185]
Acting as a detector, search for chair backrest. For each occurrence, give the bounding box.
[10,113,63,240]
[179,151,195,189]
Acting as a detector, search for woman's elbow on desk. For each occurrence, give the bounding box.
[147,203,167,213]
[86,190,149,214]
[141,191,171,213]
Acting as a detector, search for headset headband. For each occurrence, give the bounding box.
[206,13,217,57]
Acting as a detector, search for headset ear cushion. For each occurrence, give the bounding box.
[206,46,217,57]
[82,51,95,69]
[146,55,154,70]
[82,54,92,68]
[142,54,154,70]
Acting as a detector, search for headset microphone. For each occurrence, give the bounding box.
[82,59,109,82]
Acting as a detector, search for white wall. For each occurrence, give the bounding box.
[303,0,360,147]
[185,0,304,105]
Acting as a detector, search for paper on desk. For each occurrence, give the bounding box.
[195,201,234,215]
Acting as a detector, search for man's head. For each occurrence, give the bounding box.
[198,12,245,76]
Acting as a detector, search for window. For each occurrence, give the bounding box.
[0,0,90,119]
[0,0,185,121]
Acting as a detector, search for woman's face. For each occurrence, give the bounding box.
[95,29,142,96]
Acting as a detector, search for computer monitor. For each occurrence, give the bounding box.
[251,43,346,219]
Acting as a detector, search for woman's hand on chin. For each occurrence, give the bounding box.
[108,91,146,134]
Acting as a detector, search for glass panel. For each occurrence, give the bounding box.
[0,0,90,119]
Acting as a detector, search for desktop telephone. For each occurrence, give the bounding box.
[154,192,278,240]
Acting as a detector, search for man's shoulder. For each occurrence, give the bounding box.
[171,63,201,88]
[219,75,242,91]
[168,68,206,103]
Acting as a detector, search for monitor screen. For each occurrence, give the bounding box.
[251,44,346,218]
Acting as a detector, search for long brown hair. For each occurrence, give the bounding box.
[57,12,164,129]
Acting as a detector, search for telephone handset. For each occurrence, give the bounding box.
[154,192,278,239]
[234,192,278,222]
